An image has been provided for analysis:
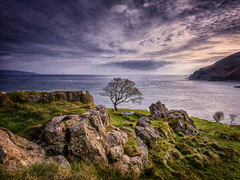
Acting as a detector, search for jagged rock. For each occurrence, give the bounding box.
[120,127,136,137]
[28,91,94,104]
[135,117,161,146]
[0,128,46,169]
[107,128,128,160]
[44,155,71,170]
[42,105,149,177]
[42,107,110,163]
[149,101,168,119]
[69,111,109,163]
[113,137,148,178]
[166,110,199,135]
[93,105,110,126]
[0,128,72,171]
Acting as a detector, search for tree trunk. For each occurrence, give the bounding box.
[114,103,118,111]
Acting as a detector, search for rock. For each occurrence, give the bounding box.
[166,110,199,135]
[149,101,168,119]
[113,137,148,178]
[120,127,136,137]
[93,105,110,126]
[123,112,134,116]
[107,128,128,161]
[41,105,149,176]
[0,128,72,171]
[42,107,110,163]
[44,155,71,170]
[135,117,161,147]
[0,128,46,169]
[28,91,94,104]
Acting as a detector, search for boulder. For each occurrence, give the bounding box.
[28,91,94,104]
[149,101,168,119]
[166,110,199,135]
[107,128,128,161]
[68,111,109,163]
[113,137,148,178]
[0,128,71,171]
[135,117,161,147]
[93,105,110,126]
[42,107,110,163]
[0,128,47,169]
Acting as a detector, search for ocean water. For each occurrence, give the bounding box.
[0,75,240,124]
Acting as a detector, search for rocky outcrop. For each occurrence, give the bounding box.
[42,106,109,163]
[0,128,70,170]
[149,101,199,136]
[166,110,199,135]
[0,128,46,169]
[107,128,128,161]
[28,91,94,104]
[114,137,148,177]
[149,101,168,119]
[189,51,240,81]
[42,105,148,177]
[135,117,161,147]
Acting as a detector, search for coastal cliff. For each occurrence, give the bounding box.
[189,51,240,81]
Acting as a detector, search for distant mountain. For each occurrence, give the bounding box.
[189,52,240,81]
[0,70,38,75]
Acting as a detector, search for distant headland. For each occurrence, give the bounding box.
[189,51,240,81]
[0,70,38,75]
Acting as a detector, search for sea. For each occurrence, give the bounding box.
[0,75,240,125]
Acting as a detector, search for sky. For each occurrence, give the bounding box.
[0,0,240,75]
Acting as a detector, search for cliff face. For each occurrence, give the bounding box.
[28,91,94,104]
[189,51,240,81]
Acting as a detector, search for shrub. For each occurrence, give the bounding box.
[213,111,224,123]
[229,114,237,125]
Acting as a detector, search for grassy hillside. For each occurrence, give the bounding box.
[0,92,91,140]
[0,92,240,180]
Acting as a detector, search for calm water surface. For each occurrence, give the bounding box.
[0,75,240,124]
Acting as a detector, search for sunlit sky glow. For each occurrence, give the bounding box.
[1,0,240,75]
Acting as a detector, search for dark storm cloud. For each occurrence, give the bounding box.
[0,0,240,73]
[102,60,174,71]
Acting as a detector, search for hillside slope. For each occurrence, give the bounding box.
[189,52,240,81]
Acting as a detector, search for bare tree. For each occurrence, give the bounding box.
[213,111,224,123]
[229,114,237,125]
[101,78,143,111]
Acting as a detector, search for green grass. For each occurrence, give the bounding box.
[192,117,240,153]
[141,118,240,180]
[109,108,150,129]
[0,92,240,179]
[0,161,134,180]
[0,93,90,140]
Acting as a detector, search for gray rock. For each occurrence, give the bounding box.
[149,101,168,119]
[93,105,110,127]
[113,137,148,178]
[42,107,110,163]
[166,110,199,135]
[123,112,134,116]
[28,91,94,104]
[107,128,128,160]
[41,105,149,177]
[135,117,160,147]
